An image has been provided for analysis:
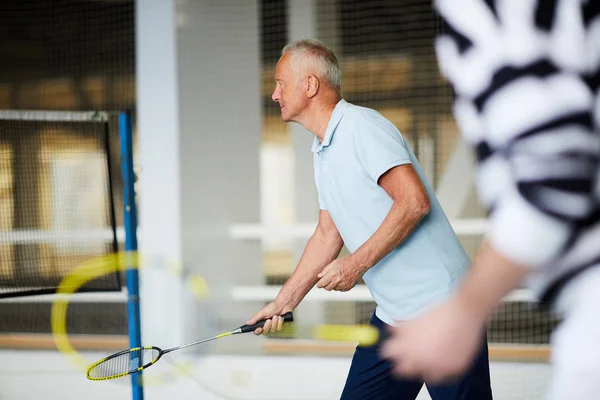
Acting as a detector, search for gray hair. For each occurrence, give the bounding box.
[282,39,341,93]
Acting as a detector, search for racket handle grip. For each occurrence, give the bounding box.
[239,311,294,333]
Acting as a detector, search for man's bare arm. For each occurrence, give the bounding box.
[246,210,344,330]
[277,210,344,309]
[352,164,431,272]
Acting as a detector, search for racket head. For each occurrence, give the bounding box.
[86,346,163,381]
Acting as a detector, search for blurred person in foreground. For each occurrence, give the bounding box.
[382,1,600,399]
[246,38,493,399]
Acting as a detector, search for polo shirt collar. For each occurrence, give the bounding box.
[312,99,349,153]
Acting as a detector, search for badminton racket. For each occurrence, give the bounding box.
[86,311,293,381]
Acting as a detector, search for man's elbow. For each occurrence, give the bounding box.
[394,194,430,221]
[328,234,344,249]
[315,224,343,247]
[323,229,344,247]
[414,195,431,220]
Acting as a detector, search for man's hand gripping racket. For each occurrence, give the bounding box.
[245,299,294,336]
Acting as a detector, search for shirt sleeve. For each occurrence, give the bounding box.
[434,0,600,269]
[352,115,413,184]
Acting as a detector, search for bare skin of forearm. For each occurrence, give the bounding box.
[278,230,343,309]
[455,241,530,321]
[353,201,428,272]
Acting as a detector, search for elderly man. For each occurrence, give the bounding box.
[246,39,493,399]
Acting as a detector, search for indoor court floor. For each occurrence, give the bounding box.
[0,350,550,400]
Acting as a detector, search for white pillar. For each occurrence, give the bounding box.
[136,0,185,349]
[136,0,262,350]
[435,138,475,218]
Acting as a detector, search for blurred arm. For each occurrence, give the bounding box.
[434,0,600,310]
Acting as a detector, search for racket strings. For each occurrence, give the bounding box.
[87,348,160,379]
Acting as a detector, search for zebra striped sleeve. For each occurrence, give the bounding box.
[434,0,600,268]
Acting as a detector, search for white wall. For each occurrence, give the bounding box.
[176,0,263,329]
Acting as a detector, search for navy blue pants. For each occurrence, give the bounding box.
[340,312,493,400]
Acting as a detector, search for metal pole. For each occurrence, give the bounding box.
[119,111,144,400]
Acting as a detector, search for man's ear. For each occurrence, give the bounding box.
[306,74,319,98]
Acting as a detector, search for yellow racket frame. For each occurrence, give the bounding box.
[86,346,160,381]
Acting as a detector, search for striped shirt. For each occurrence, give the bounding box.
[434,0,600,304]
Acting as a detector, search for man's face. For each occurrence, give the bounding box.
[272,53,308,122]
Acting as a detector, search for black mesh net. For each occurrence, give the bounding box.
[0,116,121,298]
[0,0,132,340]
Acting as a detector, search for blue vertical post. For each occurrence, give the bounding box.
[119,111,144,400]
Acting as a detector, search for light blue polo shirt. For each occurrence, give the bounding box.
[313,99,470,324]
